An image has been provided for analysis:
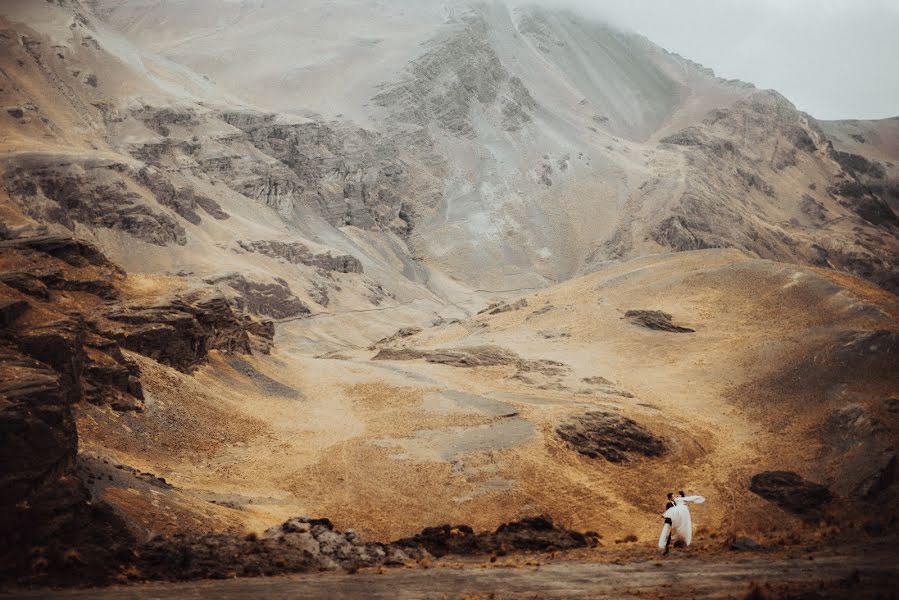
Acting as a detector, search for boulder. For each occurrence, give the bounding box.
[749,471,832,518]
[624,310,694,333]
[557,411,665,463]
[393,516,600,558]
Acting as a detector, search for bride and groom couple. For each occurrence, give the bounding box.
[658,490,705,554]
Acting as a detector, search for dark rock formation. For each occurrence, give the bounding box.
[4,158,188,246]
[129,139,201,166]
[0,235,278,584]
[749,471,832,518]
[0,299,29,328]
[204,274,310,320]
[820,405,896,498]
[556,411,665,463]
[393,516,599,558]
[0,272,52,299]
[831,330,899,374]
[239,240,363,274]
[0,326,135,586]
[100,296,274,372]
[0,258,119,300]
[831,150,886,179]
[135,167,229,224]
[0,234,122,270]
[135,516,429,581]
[373,345,566,375]
[134,105,200,137]
[649,213,717,252]
[830,178,899,227]
[624,310,695,333]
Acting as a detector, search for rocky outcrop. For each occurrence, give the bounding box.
[135,516,430,581]
[624,310,694,333]
[0,234,123,300]
[0,234,123,270]
[218,112,436,236]
[820,405,895,498]
[830,149,886,180]
[204,274,310,320]
[373,345,566,375]
[134,167,229,224]
[749,471,832,519]
[133,105,200,137]
[0,235,276,584]
[4,157,188,246]
[393,516,600,558]
[829,174,898,228]
[99,296,275,372]
[0,322,136,586]
[556,411,665,463]
[41,514,597,583]
[831,330,899,374]
[638,91,899,294]
[238,240,363,273]
[128,139,201,166]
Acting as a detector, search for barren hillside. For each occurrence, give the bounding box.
[0,0,896,591]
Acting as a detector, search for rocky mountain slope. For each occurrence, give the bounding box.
[1,0,897,586]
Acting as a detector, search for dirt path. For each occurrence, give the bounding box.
[8,552,895,599]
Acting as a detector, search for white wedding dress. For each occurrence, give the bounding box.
[658,495,705,549]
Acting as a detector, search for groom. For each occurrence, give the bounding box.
[659,492,676,554]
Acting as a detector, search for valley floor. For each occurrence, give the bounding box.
[8,546,897,599]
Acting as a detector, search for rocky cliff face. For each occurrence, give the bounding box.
[5,157,189,247]
[0,234,275,584]
[217,111,442,236]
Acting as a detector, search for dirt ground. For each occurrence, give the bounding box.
[7,547,896,599]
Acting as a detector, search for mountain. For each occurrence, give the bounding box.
[1,0,897,587]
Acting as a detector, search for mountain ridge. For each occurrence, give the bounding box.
[1,0,897,587]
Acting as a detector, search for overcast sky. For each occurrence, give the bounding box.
[536,0,899,120]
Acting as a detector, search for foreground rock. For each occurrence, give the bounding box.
[0,323,136,586]
[393,516,600,558]
[557,411,665,463]
[749,471,832,519]
[135,517,429,581]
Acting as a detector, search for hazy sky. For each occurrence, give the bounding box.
[536,0,899,120]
